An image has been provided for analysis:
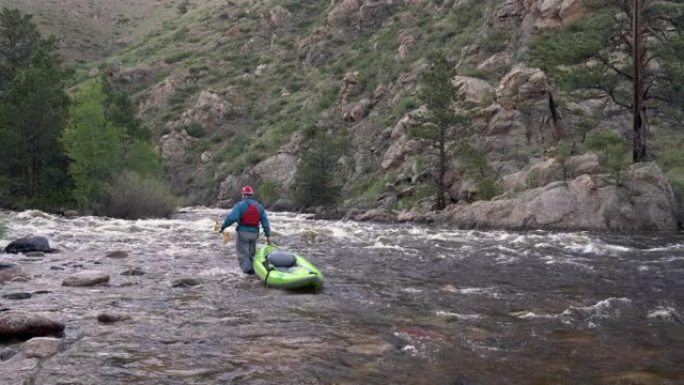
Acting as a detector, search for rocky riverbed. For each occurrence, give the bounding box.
[0,207,682,384]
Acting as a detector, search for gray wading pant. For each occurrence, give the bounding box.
[236,231,259,274]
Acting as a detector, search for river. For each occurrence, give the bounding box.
[0,207,682,385]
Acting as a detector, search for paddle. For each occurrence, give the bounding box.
[213,221,230,244]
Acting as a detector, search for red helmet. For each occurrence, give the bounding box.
[241,185,255,196]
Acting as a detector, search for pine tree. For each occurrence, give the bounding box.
[413,54,469,210]
[101,74,150,141]
[0,8,71,209]
[0,8,42,91]
[529,0,684,162]
[292,131,344,207]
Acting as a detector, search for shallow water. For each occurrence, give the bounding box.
[0,207,682,385]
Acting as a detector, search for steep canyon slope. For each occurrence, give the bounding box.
[16,0,683,230]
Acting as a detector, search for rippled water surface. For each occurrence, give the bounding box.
[1,207,683,385]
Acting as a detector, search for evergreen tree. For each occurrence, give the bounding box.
[0,8,42,91]
[529,0,684,162]
[292,131,344,207]
[413,54,469,210]
[101,74,150,141]
[0,8,71,209]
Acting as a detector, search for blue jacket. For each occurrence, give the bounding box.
[220,198,271,237]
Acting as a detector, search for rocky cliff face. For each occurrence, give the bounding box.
[437,162,678,231]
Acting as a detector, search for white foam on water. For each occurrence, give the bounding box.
[515,312,558,320]
[199,267,233,277]
[457,287,501,298]
[494,245,518,254]
[544,259,595,271]
[436,311,481,320]
[643,244,684,252]
[561,297,632,319]
[647,306,680,322]
[364,241,407,251]
[400,287,423,294]
[399,345,419,356]
[495,256,519,264]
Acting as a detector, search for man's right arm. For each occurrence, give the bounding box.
[220,202,244,232]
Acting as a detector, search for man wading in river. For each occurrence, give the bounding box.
[220,186,271,274]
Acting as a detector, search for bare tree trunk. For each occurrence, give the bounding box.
[632,0,647,162]
[548,92,562,142]
[437,128,446,210]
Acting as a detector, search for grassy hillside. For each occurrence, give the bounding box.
[2,0,178,63]
[87,0,507,204]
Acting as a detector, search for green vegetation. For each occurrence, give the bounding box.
[292,131,346,208]
[100,171,177,219]
[460,143,501,200]
[258,179,278,207]
[555,141,573,182]
[0,8,72,210]
[585,130,631,186]
[654,135,684,218]
[62,82,126,209]
[529,0,684,162]
[413,53,469,209]
[62,79,174,217]
[0,221,6,238]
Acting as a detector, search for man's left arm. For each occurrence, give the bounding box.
[260,207,271,238]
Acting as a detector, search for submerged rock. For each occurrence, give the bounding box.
[121,268,145,276]
[2,293,32,300]
[62,271,110,287]
[97,313,131,324]
[21,337,63,358]
[0,267,30,283]
[106,251,128,259]
[0,312,64,340]
[172,278,202,288]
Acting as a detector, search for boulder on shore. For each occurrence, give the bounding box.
[4,236,56,254]
[438,162,678,231]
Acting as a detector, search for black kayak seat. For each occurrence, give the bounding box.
[267,251,297,268]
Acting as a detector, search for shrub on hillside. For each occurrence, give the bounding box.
[585,130,630,186]
[100,171,177,219]
[258,179,279,207]
[292,133,345,208]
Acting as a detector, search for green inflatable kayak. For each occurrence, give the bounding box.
[254,244,324,289]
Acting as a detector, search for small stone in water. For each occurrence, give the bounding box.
[106,251,128,259]
[2,293,32,300]
[172,278,202,288]
[97,313,131,324]
[121,268,145,276]
[0,348,17,361]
